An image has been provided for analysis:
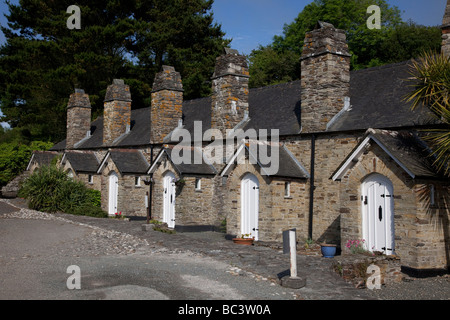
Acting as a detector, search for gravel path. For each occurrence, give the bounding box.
[365,276,449,300]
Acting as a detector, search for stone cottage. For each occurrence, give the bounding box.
[23,3,449,273]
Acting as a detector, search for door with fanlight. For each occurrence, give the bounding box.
[241,173,260,240]
[163,172,176,229]
[362,174,395,255]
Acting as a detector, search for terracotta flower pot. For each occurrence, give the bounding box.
[232,237,255,245]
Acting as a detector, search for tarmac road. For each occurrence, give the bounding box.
[0,202,301,301]
[2,199,447,303]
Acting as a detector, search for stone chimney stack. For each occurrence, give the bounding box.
[150,66,184,144]
[441,0,450,57]
[103,79,132,146]
[211,48,249,136]
[66,89,91,149]
[300,21,351,133]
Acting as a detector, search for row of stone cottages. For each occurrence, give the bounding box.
[18,17,449,272]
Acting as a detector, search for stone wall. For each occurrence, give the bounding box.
[174,175,218,227]
[283,133,360,244]
[413,181,449,269]
[66,89,91,149]
[211,49,250,135]
[224,161,271,239]
[150,154,219,228]
[333,254,403,287]
[339,143,450,270]
[103,80,132,146]
[151,66,184,144]
[300,22,351,133]
[99,160,148,217]
[224,160,309,242]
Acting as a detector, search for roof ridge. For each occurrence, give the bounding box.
[249,79,301,92]
[350,60,412,74]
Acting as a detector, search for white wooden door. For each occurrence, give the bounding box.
[108,171,118,216]
[362,174,395,255]
[163,172,176,229]
[241,173,259,240]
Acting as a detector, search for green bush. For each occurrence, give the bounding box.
[86,189,102,208]
[19,165,107,218]
[18,164,68,213]
[0,140,53,187]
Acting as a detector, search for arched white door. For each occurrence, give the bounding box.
[362,174,395,255]
[163,172,176,229]
[241,173,260,240]
[108,171,119,216]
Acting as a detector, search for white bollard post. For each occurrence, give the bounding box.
[280,228,306,288]
[289,230,298,278]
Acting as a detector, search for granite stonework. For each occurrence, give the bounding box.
[301,22,351,133]
[151,66,184,144]
[211,48,250,136]
[66,89,91,149]
[103,79,132,146]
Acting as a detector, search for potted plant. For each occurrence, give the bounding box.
[232,233,255,245]
[174,178,186,187]
[320,242,337,258]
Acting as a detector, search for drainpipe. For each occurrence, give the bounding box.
[308,134,316,240]
[146,146,154,224]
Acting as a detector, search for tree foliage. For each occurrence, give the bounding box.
[0,140,53,186]
[0,0,229,143]
[248,0,441,88]
[405,52,450,176]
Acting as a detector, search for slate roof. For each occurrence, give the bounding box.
[221,141,310,179]
[51,107,151,151]
[327,61,439,132]
[50,60,440,152]
[332,128,441,180]
[26,151,61,170]
[148,146,217,175]
[63,151,99,173]
[368,129,440,179]
[99,149,150,174]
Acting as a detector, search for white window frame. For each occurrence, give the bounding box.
[284,181,291,198]
[135,176,141,187]
[195,177,202,191]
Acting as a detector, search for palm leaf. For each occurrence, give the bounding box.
[404,51,450,176]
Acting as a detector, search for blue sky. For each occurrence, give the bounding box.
[0,0,448,128]
[0,0,447,54]
[212,0,448,55]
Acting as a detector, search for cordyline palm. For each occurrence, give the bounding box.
[405,51,450,176]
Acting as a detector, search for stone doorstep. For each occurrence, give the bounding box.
[141,223,155,231]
